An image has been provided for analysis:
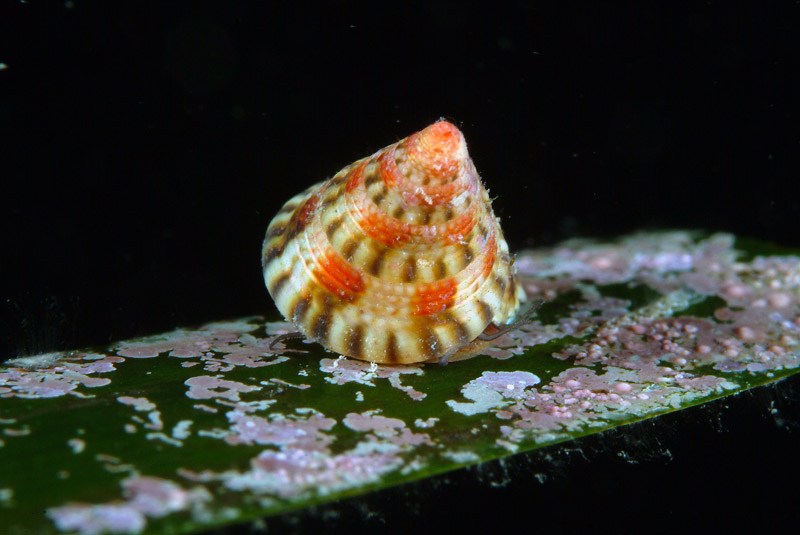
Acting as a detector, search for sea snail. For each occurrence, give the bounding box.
[262,120,531,364]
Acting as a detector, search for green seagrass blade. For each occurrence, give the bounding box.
[2,231,799,535]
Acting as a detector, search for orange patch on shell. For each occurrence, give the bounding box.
[357,199,476,247]
[411,278,458,316]
[345,160,367,194]
[379,150,461,207]
[294,194,319,228]
[407,121,461,180]
[312,248,365,301]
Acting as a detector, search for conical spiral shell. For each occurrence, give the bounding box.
[262,121,525,364]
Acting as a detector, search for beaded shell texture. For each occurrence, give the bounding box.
[262,121,526,364]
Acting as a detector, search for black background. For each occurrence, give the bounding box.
[2,2,799,533]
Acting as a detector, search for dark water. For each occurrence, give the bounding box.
[2,3,799,532]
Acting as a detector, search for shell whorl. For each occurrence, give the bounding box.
[262,121,525,364]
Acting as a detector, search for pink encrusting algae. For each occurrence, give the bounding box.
[319,357,427,400]
[343,411,434,447]
[1,231,799,535]
[223,410,336,449]
[184,375,262,402]
[46,476,211,535]
[0,354,122,399]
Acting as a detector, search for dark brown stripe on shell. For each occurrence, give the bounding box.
[495,275,507,292]
[386,332,400,363]
[507,278,517,303]
[403,257,417,282]
[367,247,387,276]
[434,259,447,280]
[266,224,287,240]
[421,327,442,358]
[463,246,474,266]
[444,206,454,221]
[392,205,405,219]
[372,186,388,206]
[325,217,344,239]
[345,325,364,359]
[291,294,312,324]
[444,312,471,344]
[284,221,304,242]
[342,239,359,261]
[476,299,493,325]
[282,193,320,242]
[263,243,284,266]
[365,172,380,188]
[311,305,332,345]
[268,272,291,298]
